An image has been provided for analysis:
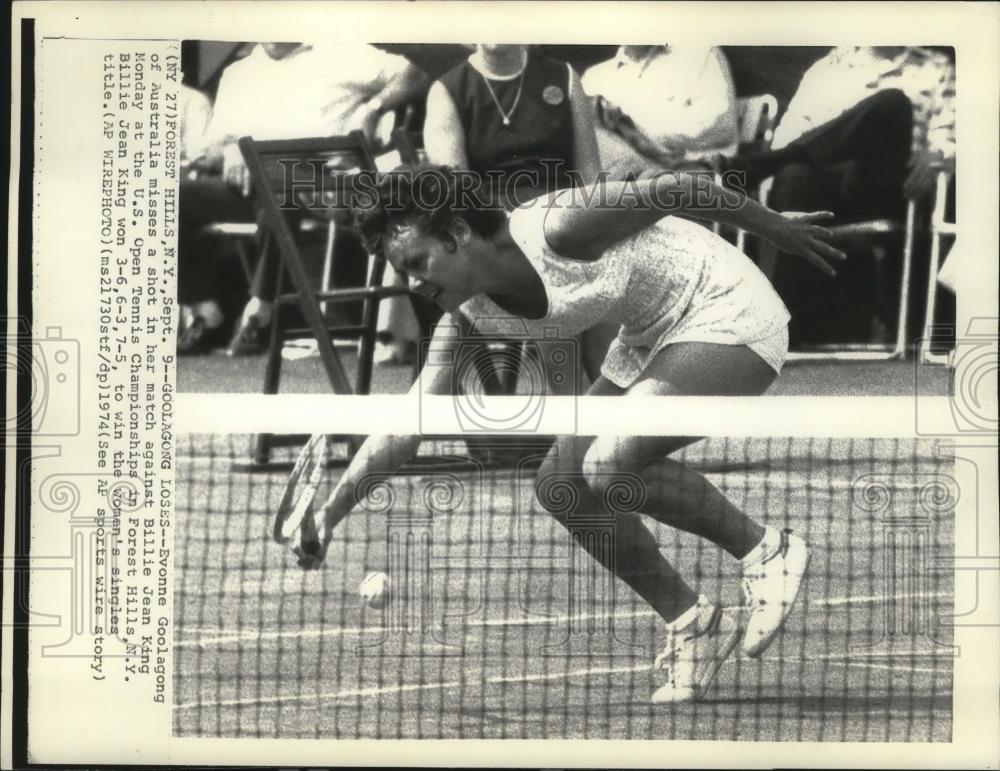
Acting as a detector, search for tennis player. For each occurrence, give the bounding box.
[297,167,846,703]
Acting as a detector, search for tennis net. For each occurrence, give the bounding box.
[174,435,955,741]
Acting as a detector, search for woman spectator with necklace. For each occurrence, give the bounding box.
[428,44,600,207]
[400,43,614,385]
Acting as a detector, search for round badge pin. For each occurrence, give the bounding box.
[542,85,565,106]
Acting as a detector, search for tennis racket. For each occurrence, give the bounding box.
[272,433,329,545]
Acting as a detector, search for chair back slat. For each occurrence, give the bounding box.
[736,94,779,150]
[239,131,377,216]
[237,132,394,399]
[391,128,428,167]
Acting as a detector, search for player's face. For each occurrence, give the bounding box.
[383,223,479,312]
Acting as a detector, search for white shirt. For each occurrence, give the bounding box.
[772,47,956,158]
[582,46,739,160]
[179,84,212,163]
[206,44,412,144]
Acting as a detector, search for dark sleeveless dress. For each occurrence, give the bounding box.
[439,51,578,207]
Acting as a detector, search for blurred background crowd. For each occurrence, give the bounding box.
[177,42,956,367]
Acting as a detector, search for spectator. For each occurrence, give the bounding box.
[427,43,601,205]
[771,47,955,200]
[730,47,955,216]
[722,47,955,344]
[179,42,429,354]
[406,43,613,383]
[582,45,739,179]
[179,83,212,166]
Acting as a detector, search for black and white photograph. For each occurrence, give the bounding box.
[175,40,959,398]
[6,1,998,768]
[175,432,957,741]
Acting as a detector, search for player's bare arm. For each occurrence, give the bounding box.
[545,175,847,275]
[296,314,468,569]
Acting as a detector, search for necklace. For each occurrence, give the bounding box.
[480,70,524,126]
[481,71,525,127]
[476,50,528,127]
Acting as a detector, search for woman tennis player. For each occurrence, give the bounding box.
[294,167,846,703]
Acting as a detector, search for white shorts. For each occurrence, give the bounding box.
[600,323,789,390]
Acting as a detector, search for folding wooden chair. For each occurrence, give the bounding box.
[753,124,922,361]
[238,132,412,464]
[200,222,259,284]
[919,170,957,365]
[391,127,427,166]
[772,200,919,362]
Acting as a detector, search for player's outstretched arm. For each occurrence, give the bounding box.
[545,174,846,275]
[295,433,424,569]
[645,175,848,275]
[297,315,465,569]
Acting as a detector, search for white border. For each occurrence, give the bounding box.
[8,1,1000,767]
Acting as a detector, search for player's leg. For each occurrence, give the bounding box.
[535,430,701,625]
[583,434,765,561]
[573,428,751,703]
[589,342,772,557]
[534,376,735,702]
[622,340,811,658]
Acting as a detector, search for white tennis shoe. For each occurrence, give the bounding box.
[651,601,741,703]
[740,527,811,658]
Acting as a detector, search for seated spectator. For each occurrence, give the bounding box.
[408,44,614,384]
[428,44,600,205]
[722,46,955,344]
[582,45,739,178]
[179,83,212,168]
[729,46,955,217]
[176,83,218,341]
[179,42,429,354]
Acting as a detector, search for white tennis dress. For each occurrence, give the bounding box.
[458,194,791,389]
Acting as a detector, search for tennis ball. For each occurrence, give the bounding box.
[360,571,390,609]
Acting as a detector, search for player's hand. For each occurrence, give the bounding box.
[767,211,847,277]
[293,505,331,570]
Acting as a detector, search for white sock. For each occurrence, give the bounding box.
[740,525,781,570]
[666,595,714,634]
[242,296,273,326]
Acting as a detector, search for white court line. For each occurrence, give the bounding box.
[174,661,651,711]
[175,653,947,712]
[820,590,950,608]
[174,591,951,649]
[800,658,945,675]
